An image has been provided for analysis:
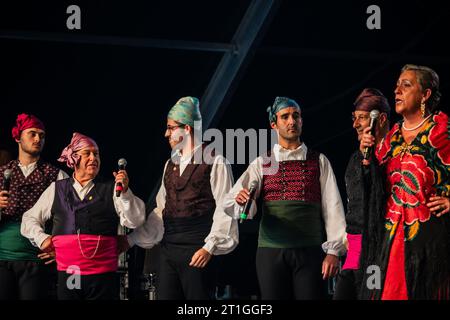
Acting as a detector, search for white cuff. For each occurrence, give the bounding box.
[36,233,51,249]
[203,240,216,255]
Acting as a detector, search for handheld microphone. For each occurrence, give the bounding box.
[363,110,380,160]
[2,169,12,192]
[239,182,257,223]
[0,169,12,218]
[116,158,127,197]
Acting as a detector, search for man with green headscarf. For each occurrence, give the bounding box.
[127,96,238,300]
[222,96,347,300]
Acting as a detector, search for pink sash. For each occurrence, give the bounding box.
[342,234,362,270]
[52,234,118,275]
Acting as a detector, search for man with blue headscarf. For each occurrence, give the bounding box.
[127,96,238,300]
[222,96,347,299]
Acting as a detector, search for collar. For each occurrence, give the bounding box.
[273,143,307,161]
[72,173,95,192]
[17,160,38,171]
[179,143,203,163]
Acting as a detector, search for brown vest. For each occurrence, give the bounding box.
[163,160,215,219]
[0,160,60,221]
[162,151,216,246]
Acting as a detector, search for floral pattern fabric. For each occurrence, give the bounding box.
[376,111,450,240]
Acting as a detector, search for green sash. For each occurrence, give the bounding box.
[258,200,325,248]
[0,221,40,261]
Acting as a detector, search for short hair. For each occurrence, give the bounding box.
[401,64,441,112]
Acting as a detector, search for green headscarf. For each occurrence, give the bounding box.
[167,96,202,127]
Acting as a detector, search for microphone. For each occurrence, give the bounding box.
[116,158,127,197]
[239,182,257,223]
[363,109,380,160]
[2,169,12,192]
[0,169,12,218]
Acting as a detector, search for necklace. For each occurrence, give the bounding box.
[77,229,101,259]
[402,114,432,131]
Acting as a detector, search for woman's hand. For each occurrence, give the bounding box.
[427,195,449,217]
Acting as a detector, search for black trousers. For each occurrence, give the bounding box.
[333,269,363,300]
[157,243,217,300]
[0,260,51,300]
[256,246,327,300]
[57,271,119,300]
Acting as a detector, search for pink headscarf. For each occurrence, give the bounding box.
[58,132,98,169]
[12,113,45,140]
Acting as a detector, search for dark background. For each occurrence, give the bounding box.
[1,0,449,299]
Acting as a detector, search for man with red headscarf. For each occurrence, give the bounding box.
[0,113,68,300]
[21,132,145,300]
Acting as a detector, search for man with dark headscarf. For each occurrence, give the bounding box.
[222,96,347,300]
[126,96,238,300]
[21,132,145,300]
[333,88,390,299]
[0,113,68,300]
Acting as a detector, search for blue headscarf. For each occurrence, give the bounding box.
[266,96,301,123]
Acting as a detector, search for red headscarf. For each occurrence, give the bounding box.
[58,132,98,169]
[11,113,45,140]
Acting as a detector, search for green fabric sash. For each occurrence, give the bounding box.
[258,200,325,248]
[0,221,40,261]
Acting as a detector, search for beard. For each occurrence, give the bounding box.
[21,144,43,157]
[279,128,301,141]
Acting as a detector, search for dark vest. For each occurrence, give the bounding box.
[0,160,60,221]
[162,154,216,246]
[51,178,119,236]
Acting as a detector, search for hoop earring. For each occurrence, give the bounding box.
[421,101,426,118]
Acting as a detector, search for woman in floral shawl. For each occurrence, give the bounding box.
[360,64,450,300]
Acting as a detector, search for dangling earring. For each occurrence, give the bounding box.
[420,101,426,118]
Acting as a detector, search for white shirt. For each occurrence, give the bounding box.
[128,148,239,256]
[21,176,146,248]
[222,143,347,256]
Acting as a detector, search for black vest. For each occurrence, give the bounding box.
[51,178,119,236]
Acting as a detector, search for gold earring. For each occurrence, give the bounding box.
[420,101,426,118]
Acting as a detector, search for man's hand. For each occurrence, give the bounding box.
[38,251,56,265]
[235,188,251,206]
[113,170,129,194]
[189,248,212,268]
[117,235,130,254]
[39,236,55,265]
[322,254,339,279]
[0,190,10,209]
[360,126,375,166]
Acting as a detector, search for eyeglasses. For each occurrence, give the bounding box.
[351,113,370,122]
[166,124,185,132]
